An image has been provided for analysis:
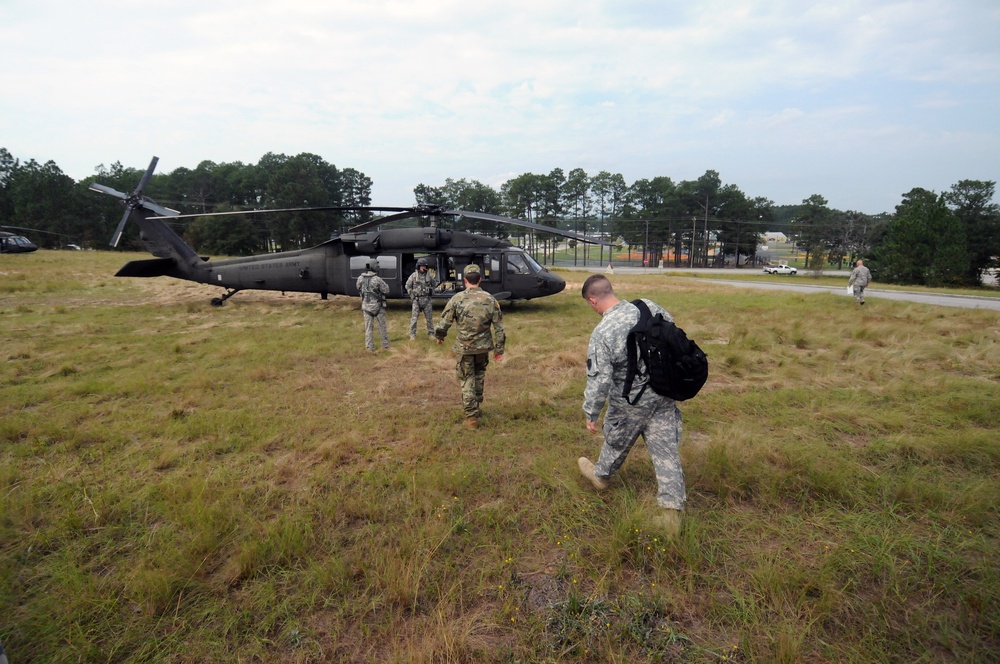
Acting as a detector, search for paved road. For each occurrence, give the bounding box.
[557,266,1000,311]
[700,279,1000,311]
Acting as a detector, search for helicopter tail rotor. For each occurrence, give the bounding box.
[90,156,179,247]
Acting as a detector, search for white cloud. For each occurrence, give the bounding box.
[0,0,997,213]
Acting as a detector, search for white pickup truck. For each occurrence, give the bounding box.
[762,264,798,275]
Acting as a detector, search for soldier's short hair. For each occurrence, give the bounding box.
[582,274,614,300]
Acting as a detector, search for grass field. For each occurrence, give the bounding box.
[2,250,998,662]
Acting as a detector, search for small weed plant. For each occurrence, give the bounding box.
[1,250,998,661]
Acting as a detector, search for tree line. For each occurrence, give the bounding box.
[0,149,373,256]
[2,147,997,287]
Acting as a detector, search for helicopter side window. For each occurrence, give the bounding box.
[350,255,397,280]
[350,256,370,278]
[375,255,397,281]
[487,254,502,282]
[507,253,532,275]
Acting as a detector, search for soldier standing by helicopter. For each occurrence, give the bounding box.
[357,260,390,352]
[405,257,439,339]
[435,264,505,429]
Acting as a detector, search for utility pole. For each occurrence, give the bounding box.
[703,195,710,268]
[644,219,649,268]
[690,216,696,267]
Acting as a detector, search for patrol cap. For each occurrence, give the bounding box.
[463,263,481,276]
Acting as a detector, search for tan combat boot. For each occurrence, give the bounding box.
[577,457,609,490]
[658,509,682,539]
[462,417,479,430]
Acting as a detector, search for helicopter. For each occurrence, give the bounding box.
[90,156,607,306]
[0,229,39,254]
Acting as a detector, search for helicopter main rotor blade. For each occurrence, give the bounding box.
[348,206,612,246]
[148,205,414,221]
[146,199,613,247]
[346,209,423,229]
[443,209,612,246]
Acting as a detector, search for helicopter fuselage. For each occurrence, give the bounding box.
[0,231,39,254]
[116,222,566,303]
[93,156,578,306]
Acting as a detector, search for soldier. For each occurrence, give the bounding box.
[435,264,505,429]
[848,259,872,305]
[577,274,686,537]
[405,257,439,339]
[356,259,390,352]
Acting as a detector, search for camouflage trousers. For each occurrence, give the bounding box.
[364,309,389,351]
[409,297,434,337]
[456,352,489,418]
[852,284,866,303]
[595,398,685,510]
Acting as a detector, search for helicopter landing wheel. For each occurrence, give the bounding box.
[210,288,241,306]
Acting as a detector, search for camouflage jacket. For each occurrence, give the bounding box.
[356,271,389,314]
[435,287,505,355]
[405,269,439,300]
[849,265,872,288]
[583,298,673,421]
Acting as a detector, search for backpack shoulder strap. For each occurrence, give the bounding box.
[622,299,653,404]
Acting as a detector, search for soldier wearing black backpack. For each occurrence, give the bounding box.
[578,274,689,537]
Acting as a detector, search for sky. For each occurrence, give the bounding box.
[2,0,998,215]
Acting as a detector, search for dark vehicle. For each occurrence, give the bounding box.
[0,231,39,254]
[91,157,604,306]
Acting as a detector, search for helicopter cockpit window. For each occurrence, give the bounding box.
[506,253,533,275]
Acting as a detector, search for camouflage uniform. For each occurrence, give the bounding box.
[435,266,505,420]
[584,299,686,510]
[405,268,439,338]
[357,270,389,351]
[849,263,872,304]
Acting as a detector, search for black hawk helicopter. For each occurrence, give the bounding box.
[91,157,605,306]
[0,229,39,254]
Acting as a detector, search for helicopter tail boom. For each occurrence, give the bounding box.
[114,258,178,278]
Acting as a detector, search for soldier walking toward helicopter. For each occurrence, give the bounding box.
[435,264,505,429]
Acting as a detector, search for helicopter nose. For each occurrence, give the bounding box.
[539,270,566,294]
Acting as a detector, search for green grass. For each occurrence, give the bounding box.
[2,250,999,662]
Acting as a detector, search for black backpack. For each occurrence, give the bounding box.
[622,299,709,404]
